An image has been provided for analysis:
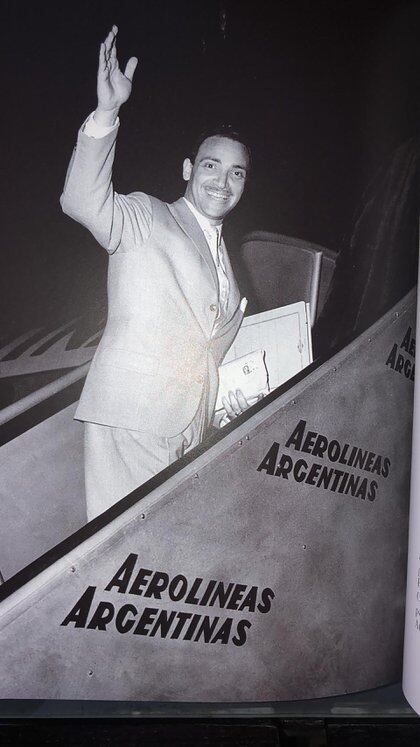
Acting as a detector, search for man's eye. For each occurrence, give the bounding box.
[204,163,214,169]
[233,171,245,179]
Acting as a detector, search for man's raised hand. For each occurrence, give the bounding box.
[95,26,138,126]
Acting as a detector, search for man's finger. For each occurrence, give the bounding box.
[108,29,117,63]
[109,40,118,72]
[235,389,249,411]
[222,396,235,419]
[124,56,138,82]
[103,28,114,51]
[103,25,117,58]
[228,391,241,415]
[98,42,106,72]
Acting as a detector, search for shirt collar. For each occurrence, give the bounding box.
[182,197,222,241]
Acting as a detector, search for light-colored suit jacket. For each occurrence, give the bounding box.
[60,126,244,437]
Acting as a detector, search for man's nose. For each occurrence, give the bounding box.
[215,170,228,188]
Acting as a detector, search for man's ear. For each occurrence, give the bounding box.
[183,158,193,181]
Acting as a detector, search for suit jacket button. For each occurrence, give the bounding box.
[196,375,204,384]
[210,303,217,312]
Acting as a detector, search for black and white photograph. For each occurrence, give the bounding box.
[0,0,419,706]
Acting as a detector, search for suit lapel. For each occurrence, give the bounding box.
[168,198,219,290]
[220,237,240,313]
[168,198,241,333]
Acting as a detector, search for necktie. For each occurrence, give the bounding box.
[203,226,230,322]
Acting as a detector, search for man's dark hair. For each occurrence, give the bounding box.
[190,125,252,172]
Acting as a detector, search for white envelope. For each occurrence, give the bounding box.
[216,349,270,412]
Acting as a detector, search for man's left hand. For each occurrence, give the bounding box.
[221,389,250,420]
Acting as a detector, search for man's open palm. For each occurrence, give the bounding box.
[97,26,138,112]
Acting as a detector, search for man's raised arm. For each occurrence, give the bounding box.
[60,27,150,253]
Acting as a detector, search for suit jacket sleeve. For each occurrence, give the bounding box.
[60,124,152,254]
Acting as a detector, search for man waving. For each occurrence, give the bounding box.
[61,26,250,519]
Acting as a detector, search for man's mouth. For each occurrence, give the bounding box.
[205,188,231,201]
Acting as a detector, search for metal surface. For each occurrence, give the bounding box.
[0,364,90,427]
[0,290,415,701]
[310,252,323,326]
[239,232,336,320]
[0,404,86,579]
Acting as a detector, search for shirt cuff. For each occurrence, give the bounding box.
[83,111,120,139]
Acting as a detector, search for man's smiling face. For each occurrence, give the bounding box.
[183,135,249,225]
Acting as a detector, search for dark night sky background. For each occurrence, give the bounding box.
[2,0,420,342]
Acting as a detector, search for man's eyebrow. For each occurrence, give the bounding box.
[198,156,248,170]
[198,156,222,163]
